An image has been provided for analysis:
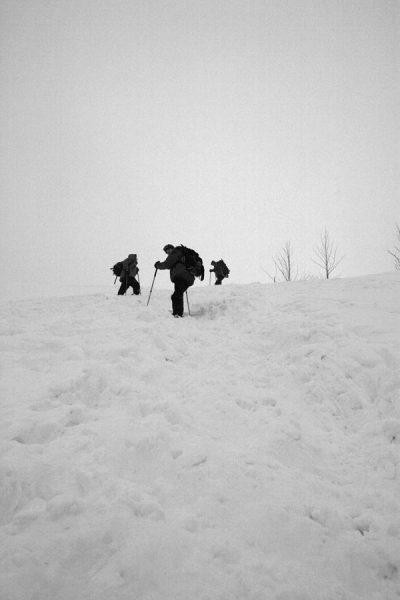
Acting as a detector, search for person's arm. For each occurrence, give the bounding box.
[155,250,181,270]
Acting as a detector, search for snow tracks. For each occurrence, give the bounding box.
[0,274,399,600]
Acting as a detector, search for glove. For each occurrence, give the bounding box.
[154,261,161,269]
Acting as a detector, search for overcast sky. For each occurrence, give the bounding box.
[1,0,399,299]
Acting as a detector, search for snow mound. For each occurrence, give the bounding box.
[0,273,399,600]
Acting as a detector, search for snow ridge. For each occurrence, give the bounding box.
[0,274,399,600]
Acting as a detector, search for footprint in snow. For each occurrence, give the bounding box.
[12,421,62,445]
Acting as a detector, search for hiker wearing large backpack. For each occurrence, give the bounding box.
[210,259,230,285]
[116,254,140,295]
[154,244,204,317]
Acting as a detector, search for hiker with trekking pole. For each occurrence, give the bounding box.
[149,244,204,317]
[111,254,141,296]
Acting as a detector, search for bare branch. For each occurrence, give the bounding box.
[313,229,344,279]
[387,224,400,270]
[298,272,319,281]
[260,267,278,282]
[273,241,296,282]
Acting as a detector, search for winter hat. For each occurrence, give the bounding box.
[163,244,174,252]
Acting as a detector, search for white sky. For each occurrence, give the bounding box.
[1,0,399,298]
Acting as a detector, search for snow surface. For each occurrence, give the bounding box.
[0,273,399,600]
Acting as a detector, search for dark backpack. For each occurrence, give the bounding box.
[111,262,123,277]
[216,260,230,277]
[179,245,205,281]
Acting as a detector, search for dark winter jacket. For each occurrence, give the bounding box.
[120,254,139,281]
[156,247,195,284]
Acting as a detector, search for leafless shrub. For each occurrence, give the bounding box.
[273,241,297,282]
[313,228,344,279]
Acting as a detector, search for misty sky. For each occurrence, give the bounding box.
[1,0,399,298]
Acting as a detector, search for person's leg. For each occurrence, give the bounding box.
[171,285,184,316]
[118,280,127,295]
[215,276,222,285]
[130,277,140,295]
[171,279,190,316]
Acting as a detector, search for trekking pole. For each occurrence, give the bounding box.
[146,269,158,306]
[185,291,191,316]
[110,266,117,285]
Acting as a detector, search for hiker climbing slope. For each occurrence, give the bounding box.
[210,259,230,285]
[154,244,204,317]
[117,254,141,295]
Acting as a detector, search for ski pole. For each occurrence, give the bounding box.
[185,291,191,316]
[146,269,158,306]
[209,271,211,285]
[137,272,141,295]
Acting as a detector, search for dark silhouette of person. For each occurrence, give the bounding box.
[154,244,194,317]
[210,259,230,285]
[118,254,140,295]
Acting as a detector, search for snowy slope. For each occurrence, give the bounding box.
[0,274,399,600]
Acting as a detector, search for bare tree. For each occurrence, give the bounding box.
[388,224,400,270]
[313,228,343,279]
[273,241,296,281]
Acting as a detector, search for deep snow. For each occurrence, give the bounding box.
[0,273,399,600]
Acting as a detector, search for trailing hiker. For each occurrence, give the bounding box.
[210,259,230,285]
[154,244,204,317]
[111,254,141,296]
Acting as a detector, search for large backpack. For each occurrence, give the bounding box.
[216,260,230,277]
[179,245,205,281]
[221,260,230,277]
[111,262,124,277]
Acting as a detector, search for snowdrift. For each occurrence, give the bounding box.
[0,273,399,600]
